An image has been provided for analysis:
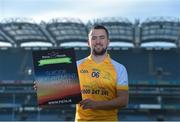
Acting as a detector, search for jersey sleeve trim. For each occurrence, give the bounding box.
[111,59,129,87]
[76,58,87,67]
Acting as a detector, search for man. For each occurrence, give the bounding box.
[75,25,129,121]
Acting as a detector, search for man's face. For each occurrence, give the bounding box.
[88,29,109,56]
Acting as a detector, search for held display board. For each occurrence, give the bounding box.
[32,48,82,106]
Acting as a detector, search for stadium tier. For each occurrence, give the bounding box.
[45,18,88,47]
[0,18,53,48]
[0,26,14,47]
[140,17,180,48]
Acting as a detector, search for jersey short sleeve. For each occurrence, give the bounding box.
[111,59,129,90]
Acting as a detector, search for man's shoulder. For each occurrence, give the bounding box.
[110,58,127,72]
[76,57,88,66]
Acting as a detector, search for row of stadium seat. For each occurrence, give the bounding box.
[0,49,179,84]
[1,81,180,121]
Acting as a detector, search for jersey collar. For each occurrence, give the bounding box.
[87,53,111,64]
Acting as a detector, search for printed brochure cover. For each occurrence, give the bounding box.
[32,48,82,106]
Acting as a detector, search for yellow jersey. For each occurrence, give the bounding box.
[75,54,128,121]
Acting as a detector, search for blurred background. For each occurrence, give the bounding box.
[0,0,180,121]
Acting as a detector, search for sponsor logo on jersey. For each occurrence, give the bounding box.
[102,72,111,81]
[80,69,88,73]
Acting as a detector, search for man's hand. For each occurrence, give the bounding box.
[79,90,128,110]
[33,81,39,91]
[80,99,98,110]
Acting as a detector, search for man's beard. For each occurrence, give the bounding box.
[92,46,107,56]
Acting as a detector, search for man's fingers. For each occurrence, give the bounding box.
[80,99,91,106]
[80,99,94,109]
[82,103,92,110]
[80,99,87,106]
[82,105,90,110]
[33,81,39,91]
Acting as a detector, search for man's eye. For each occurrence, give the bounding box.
[100,36,105,39]
[92,37,97,40]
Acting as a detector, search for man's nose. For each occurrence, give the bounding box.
[96,37,101,43]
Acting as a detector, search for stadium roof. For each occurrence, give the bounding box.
[0,18,54,48]
[46,18,88,47]
[0,17,180,49]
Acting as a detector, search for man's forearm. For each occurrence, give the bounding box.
[94,97,128,110]
[80,90,129,110]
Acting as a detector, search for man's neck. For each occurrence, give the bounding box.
[91,53,107,63]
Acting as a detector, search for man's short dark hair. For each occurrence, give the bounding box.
[90,25,109,39]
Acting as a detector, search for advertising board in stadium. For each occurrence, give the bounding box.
[32,48,82,106]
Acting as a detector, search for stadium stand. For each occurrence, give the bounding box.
[93,17,135,48]
[45,18,88,47]
[0,25,14,48]
[140,17,180,48]
[0,17,180,121]
[0,18,54,48]
[0,32,12,47]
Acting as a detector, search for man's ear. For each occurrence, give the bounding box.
[88,40,90,47]
[107,39,110,46]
